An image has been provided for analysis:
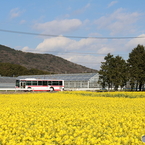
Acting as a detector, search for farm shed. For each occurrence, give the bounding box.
[17,73,101,90]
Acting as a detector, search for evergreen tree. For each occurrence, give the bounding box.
[98,53,128,90]
[0,62,50,77]
[127,44,145,91]
[111,56,128,90]
[98,53,114,90]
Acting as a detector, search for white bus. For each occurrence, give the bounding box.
[16,78,64,91]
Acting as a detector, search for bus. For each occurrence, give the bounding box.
[16,78,64,91]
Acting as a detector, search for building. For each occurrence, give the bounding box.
[0,76,16,88]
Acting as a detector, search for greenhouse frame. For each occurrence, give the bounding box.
[0,76,16,88]
[16,73,101,90]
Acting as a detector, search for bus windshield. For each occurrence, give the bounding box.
[16,80,20,87]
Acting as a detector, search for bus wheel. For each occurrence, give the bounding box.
[50,87,54,92]
[28,87,32,92]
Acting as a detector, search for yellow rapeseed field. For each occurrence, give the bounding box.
[0,91,145,145]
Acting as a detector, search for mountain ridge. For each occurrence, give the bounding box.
[0,44,97,74]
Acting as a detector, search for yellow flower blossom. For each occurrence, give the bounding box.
[0,91,144,144]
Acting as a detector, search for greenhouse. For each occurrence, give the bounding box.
[0,76,16,88]
[17,73,101,90]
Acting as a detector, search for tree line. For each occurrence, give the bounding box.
[0,62,52,77]
[98,44,145,91]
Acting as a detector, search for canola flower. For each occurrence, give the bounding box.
[0,91,145,144]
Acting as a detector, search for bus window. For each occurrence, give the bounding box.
[16,80,20,87]
[38,81,43,85]
[32,81,37,85]
[52,81,58,86]
[43,81,47,86]
[26,81,31,85]
[58,81,62,85]
[48,81,52,85]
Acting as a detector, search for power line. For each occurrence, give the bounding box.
[0,29,145,39]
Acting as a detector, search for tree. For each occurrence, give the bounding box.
[127,44,145,91]
[98,53,114,90]
[27,68,50,75]
[98,53,128,91]
[111,56,129,90]
[0,62,51,77]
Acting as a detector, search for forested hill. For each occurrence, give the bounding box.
[0,44,97,74]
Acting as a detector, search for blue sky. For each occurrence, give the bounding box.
[0,0,145,70]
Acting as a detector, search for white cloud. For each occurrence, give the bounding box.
[22,36,111,70]
[108,1,118,8]
[59,53,104,70]
[126,34,145,50]
[20,20,26,24]
[35,36,106,52]
[33,19,82,34]
[94,8,141,35]
[23,34,143,70]
[22,35,145,70]
[9,8,22,19]
[36,37,76,52]
[22,46,30,52]
[97,47,114,54]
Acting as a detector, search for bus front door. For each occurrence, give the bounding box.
[21,81,26,88]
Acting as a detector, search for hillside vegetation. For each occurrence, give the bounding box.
[0,62,51,77]
[0,44,97,74]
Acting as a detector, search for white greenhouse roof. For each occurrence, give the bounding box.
[17,73,99,81]
[0,77,16,83]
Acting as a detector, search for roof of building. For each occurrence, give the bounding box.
[17,73,99,81]
[0,77,16,83]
